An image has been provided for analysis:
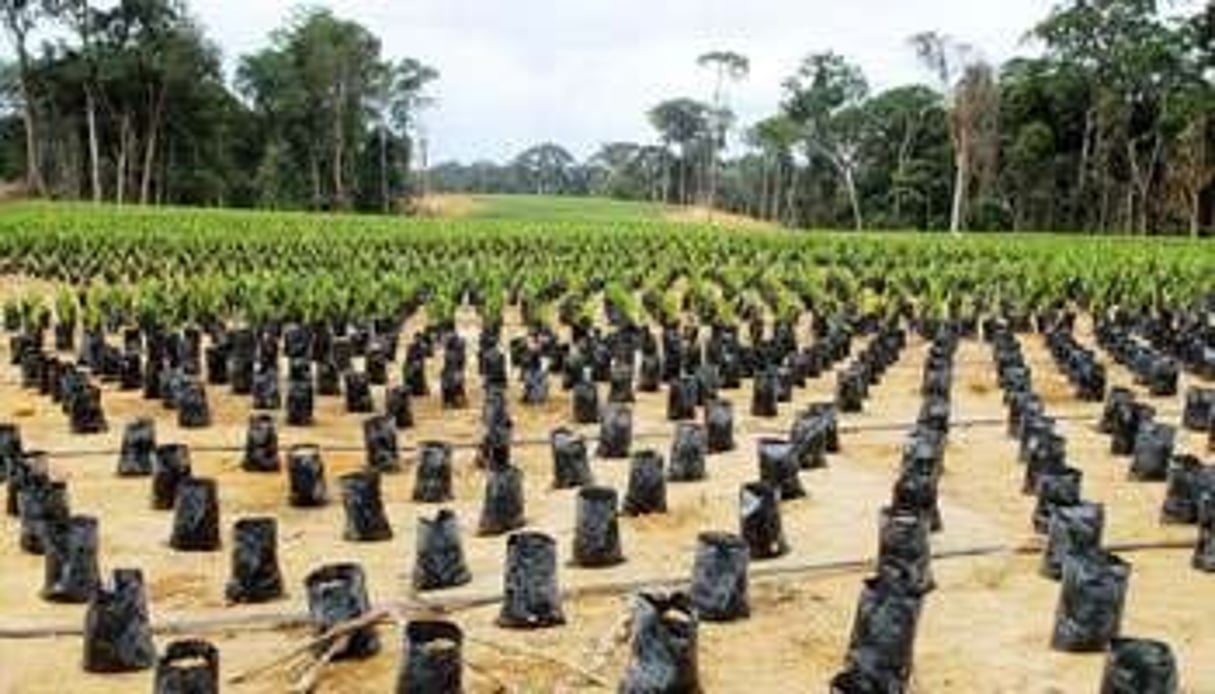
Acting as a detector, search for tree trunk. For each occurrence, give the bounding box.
[1132,135,1163,235]
[842,164,863,231]
[15,51,43,195]
[85,86,101,202]
[379,124,389,213]
[784,165,800,227]
[401,133,413,202]
[140,89,166,206]
[310,150,322,210]
[660,147,671,204]
[416,135,428,202]
[115,113,132,205]
[678,154,687,206]
[332,80,347,209]
[1076,107,1094,231]
[771,159,783,223]
[160,140,171,206]
[894,115,918,227]
[949,149,967,234]
[758,155,769,221]
[1192,193,1201,238]
[1123,186,1134,235]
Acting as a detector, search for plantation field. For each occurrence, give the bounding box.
[0,203,1211,692]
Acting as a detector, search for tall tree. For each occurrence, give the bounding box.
[910,32,999,233]
[46,0,102,200]
[1167,111,1213,237]
[513,142,575,195]
[0,0,44,193]
[746,115,800,223]
[782,52,869,230]
[239,8,416,211]
[648,98,711,205]
[587,141,642,198]
[83,0,225,205]
[1031,0,1203,233]
[369,58,437,211]
[856,85,949,229]
[697,50,749,210]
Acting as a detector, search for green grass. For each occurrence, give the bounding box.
[457,194,673,223]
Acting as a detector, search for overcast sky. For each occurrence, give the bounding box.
[13,1,1199,163]
[175,0,1074,163]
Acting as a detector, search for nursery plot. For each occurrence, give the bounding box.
[0,314,1211,691]
[0,203,1212,692]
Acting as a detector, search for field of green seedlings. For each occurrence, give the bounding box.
[0,201,1212,693]
[0,202,1210,334]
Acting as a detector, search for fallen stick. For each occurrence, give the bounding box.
[1105,539,1194,553]
[234,604,610,691]
[289,635,348,694]
[227,608,395,686]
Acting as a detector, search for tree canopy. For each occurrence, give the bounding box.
[0,0,436,211]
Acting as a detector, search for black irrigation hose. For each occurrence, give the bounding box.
[34,408,1177,461]
[0,538,1194,641]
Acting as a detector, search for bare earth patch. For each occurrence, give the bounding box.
[663,205,778,230]
[413,194,486,219]
[0,311,1211,692]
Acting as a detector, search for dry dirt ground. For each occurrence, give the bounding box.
[0,310,1212,693]
[660,206,777,230]
[412,195,488,219]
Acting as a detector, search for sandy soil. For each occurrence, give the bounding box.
[413,195,487,220]
[661,206,778,231]
[0,310,1212,693]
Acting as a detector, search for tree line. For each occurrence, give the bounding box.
[0,0,436,211]
[0,0,1211,234]
[433,1,1214,235]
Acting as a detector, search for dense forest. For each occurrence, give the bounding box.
[0,0,436,211]
[434,2,1215,236]
[0,0,1212,233]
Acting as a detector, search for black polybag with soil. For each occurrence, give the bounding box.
[396,620,463,694]
[153,639,220,694]
[497,531,565,629]
[414,509,472,591]
[572,485,624,568]
[478,464,526,535]
[340,470,393,542]
[689,531,749,621]
[1099,637,1178,694]
[83,568,156,673]
[226,516,284,603]
[304,563,380,660]
[1051,551,1131,652]
[623,450,667,516]
[619,591,700,694]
